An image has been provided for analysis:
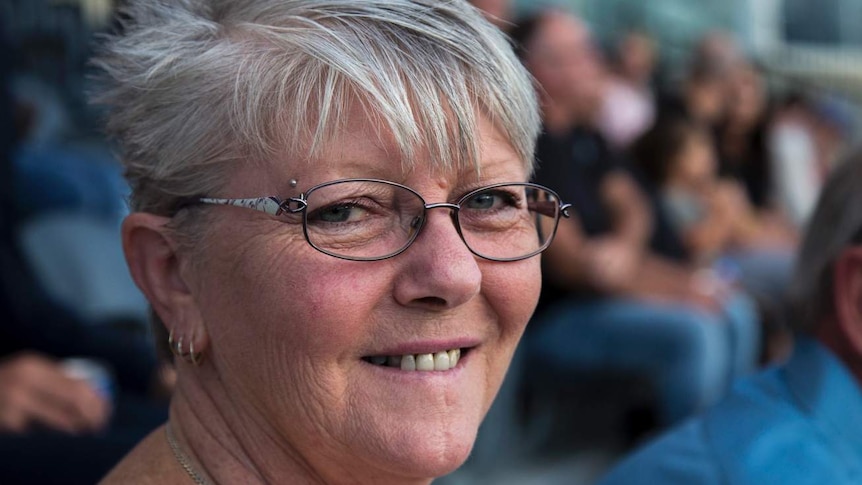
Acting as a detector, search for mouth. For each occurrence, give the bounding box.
[361,347,469,372]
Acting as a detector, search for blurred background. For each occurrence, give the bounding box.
[0,0,860,484]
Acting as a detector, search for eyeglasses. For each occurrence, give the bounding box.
[194,178,571,262]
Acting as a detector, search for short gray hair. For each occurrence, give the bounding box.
[92,0,540,216]
[788,152,862,333]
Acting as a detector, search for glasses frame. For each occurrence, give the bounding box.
[196,178,571,262]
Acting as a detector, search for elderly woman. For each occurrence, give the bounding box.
[93,1,569,483]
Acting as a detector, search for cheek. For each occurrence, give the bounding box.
[482,257,542,342]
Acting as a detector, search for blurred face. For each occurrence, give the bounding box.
[469,0,512,31]
[727,63,766,127]
[526,13,604,119]
[618,32,655,84]
[671,133,717,191]
[188,109,540,481]
[686,77,725,125]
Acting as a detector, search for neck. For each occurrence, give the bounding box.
[170,369,332,485]
[541,100,572,136]
[170,369,434,485]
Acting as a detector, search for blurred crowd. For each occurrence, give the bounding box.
[0,0,859,483]
[468,0,858,481]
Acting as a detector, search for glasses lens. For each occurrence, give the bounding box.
[304,180,425,260]
[458,184,560,261]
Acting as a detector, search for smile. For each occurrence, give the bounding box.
[362,348,464,372]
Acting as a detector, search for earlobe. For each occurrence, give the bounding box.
[122,213,207,356]
[832,247,862,354]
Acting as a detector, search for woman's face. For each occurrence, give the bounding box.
[189,110,540,481]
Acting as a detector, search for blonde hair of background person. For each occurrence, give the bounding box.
[90,0,572,484]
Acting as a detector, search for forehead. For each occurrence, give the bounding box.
[238,103,526,194]
[531,14,590,53]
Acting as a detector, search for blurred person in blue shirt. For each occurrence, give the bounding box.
[599,150,862,485]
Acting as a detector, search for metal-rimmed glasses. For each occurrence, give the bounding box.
[194,178,571,262]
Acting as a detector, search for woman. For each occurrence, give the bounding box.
[93,1,569,483]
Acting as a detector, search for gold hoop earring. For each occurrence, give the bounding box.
[168,329,180,357]
[188,339,203,366]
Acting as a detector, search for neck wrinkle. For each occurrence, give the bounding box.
[170,372,327,485]
[172,368,444,485]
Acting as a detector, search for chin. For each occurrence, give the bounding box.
[364,414,481,481]
[390,429,477,479]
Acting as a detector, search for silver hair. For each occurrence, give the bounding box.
[91,0,540,216]
[787,152,862,333]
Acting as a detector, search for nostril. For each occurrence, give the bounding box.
[415,296,447,307]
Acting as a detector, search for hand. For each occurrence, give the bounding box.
[0,352,112,434]
[685,269,733,313]
[582,238,641,292]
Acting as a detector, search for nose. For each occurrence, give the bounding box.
[392,206,482,310]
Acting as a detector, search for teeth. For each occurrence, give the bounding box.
[448,349,460,368]
[416,353,434,371]
[434,351,450,371]
[369,348,464,372]
[400,354,416,371]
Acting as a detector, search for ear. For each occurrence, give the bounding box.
[122,213,209,356]
[832,246,862,354]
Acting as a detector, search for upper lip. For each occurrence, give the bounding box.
[364,338,481,357]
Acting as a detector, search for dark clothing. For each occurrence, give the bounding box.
[531,126,687,313]
[626,167,689,262]
[716,123,772,209]
[534,126,619,237]
[531,126,620,313]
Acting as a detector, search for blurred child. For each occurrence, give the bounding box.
[635,115,791,265]
[634,115,796,363]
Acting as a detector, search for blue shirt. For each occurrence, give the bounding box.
[599,337,862,485]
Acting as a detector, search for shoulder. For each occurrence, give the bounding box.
[598,418,721,485]
[600,366,846,485]
[99,425,182,485]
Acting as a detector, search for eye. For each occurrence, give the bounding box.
[308,203,369,224]
[464,190,517,211]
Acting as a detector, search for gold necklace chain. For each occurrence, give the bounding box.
[165,422,213,485]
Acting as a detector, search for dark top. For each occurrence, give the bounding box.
[531,126,621,317]
[531,126,688,319]
[533,126,619,238]
[716,122,772,209]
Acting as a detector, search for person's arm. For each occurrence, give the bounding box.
[622,255,726,312]
[542,213,642,294]
[601,170,652,248]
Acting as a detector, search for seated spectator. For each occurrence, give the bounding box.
[599,150,862,485]
[769,92,854,230]
[715,61,798,245]
[512,9,761,426]
[633,115,797,362]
